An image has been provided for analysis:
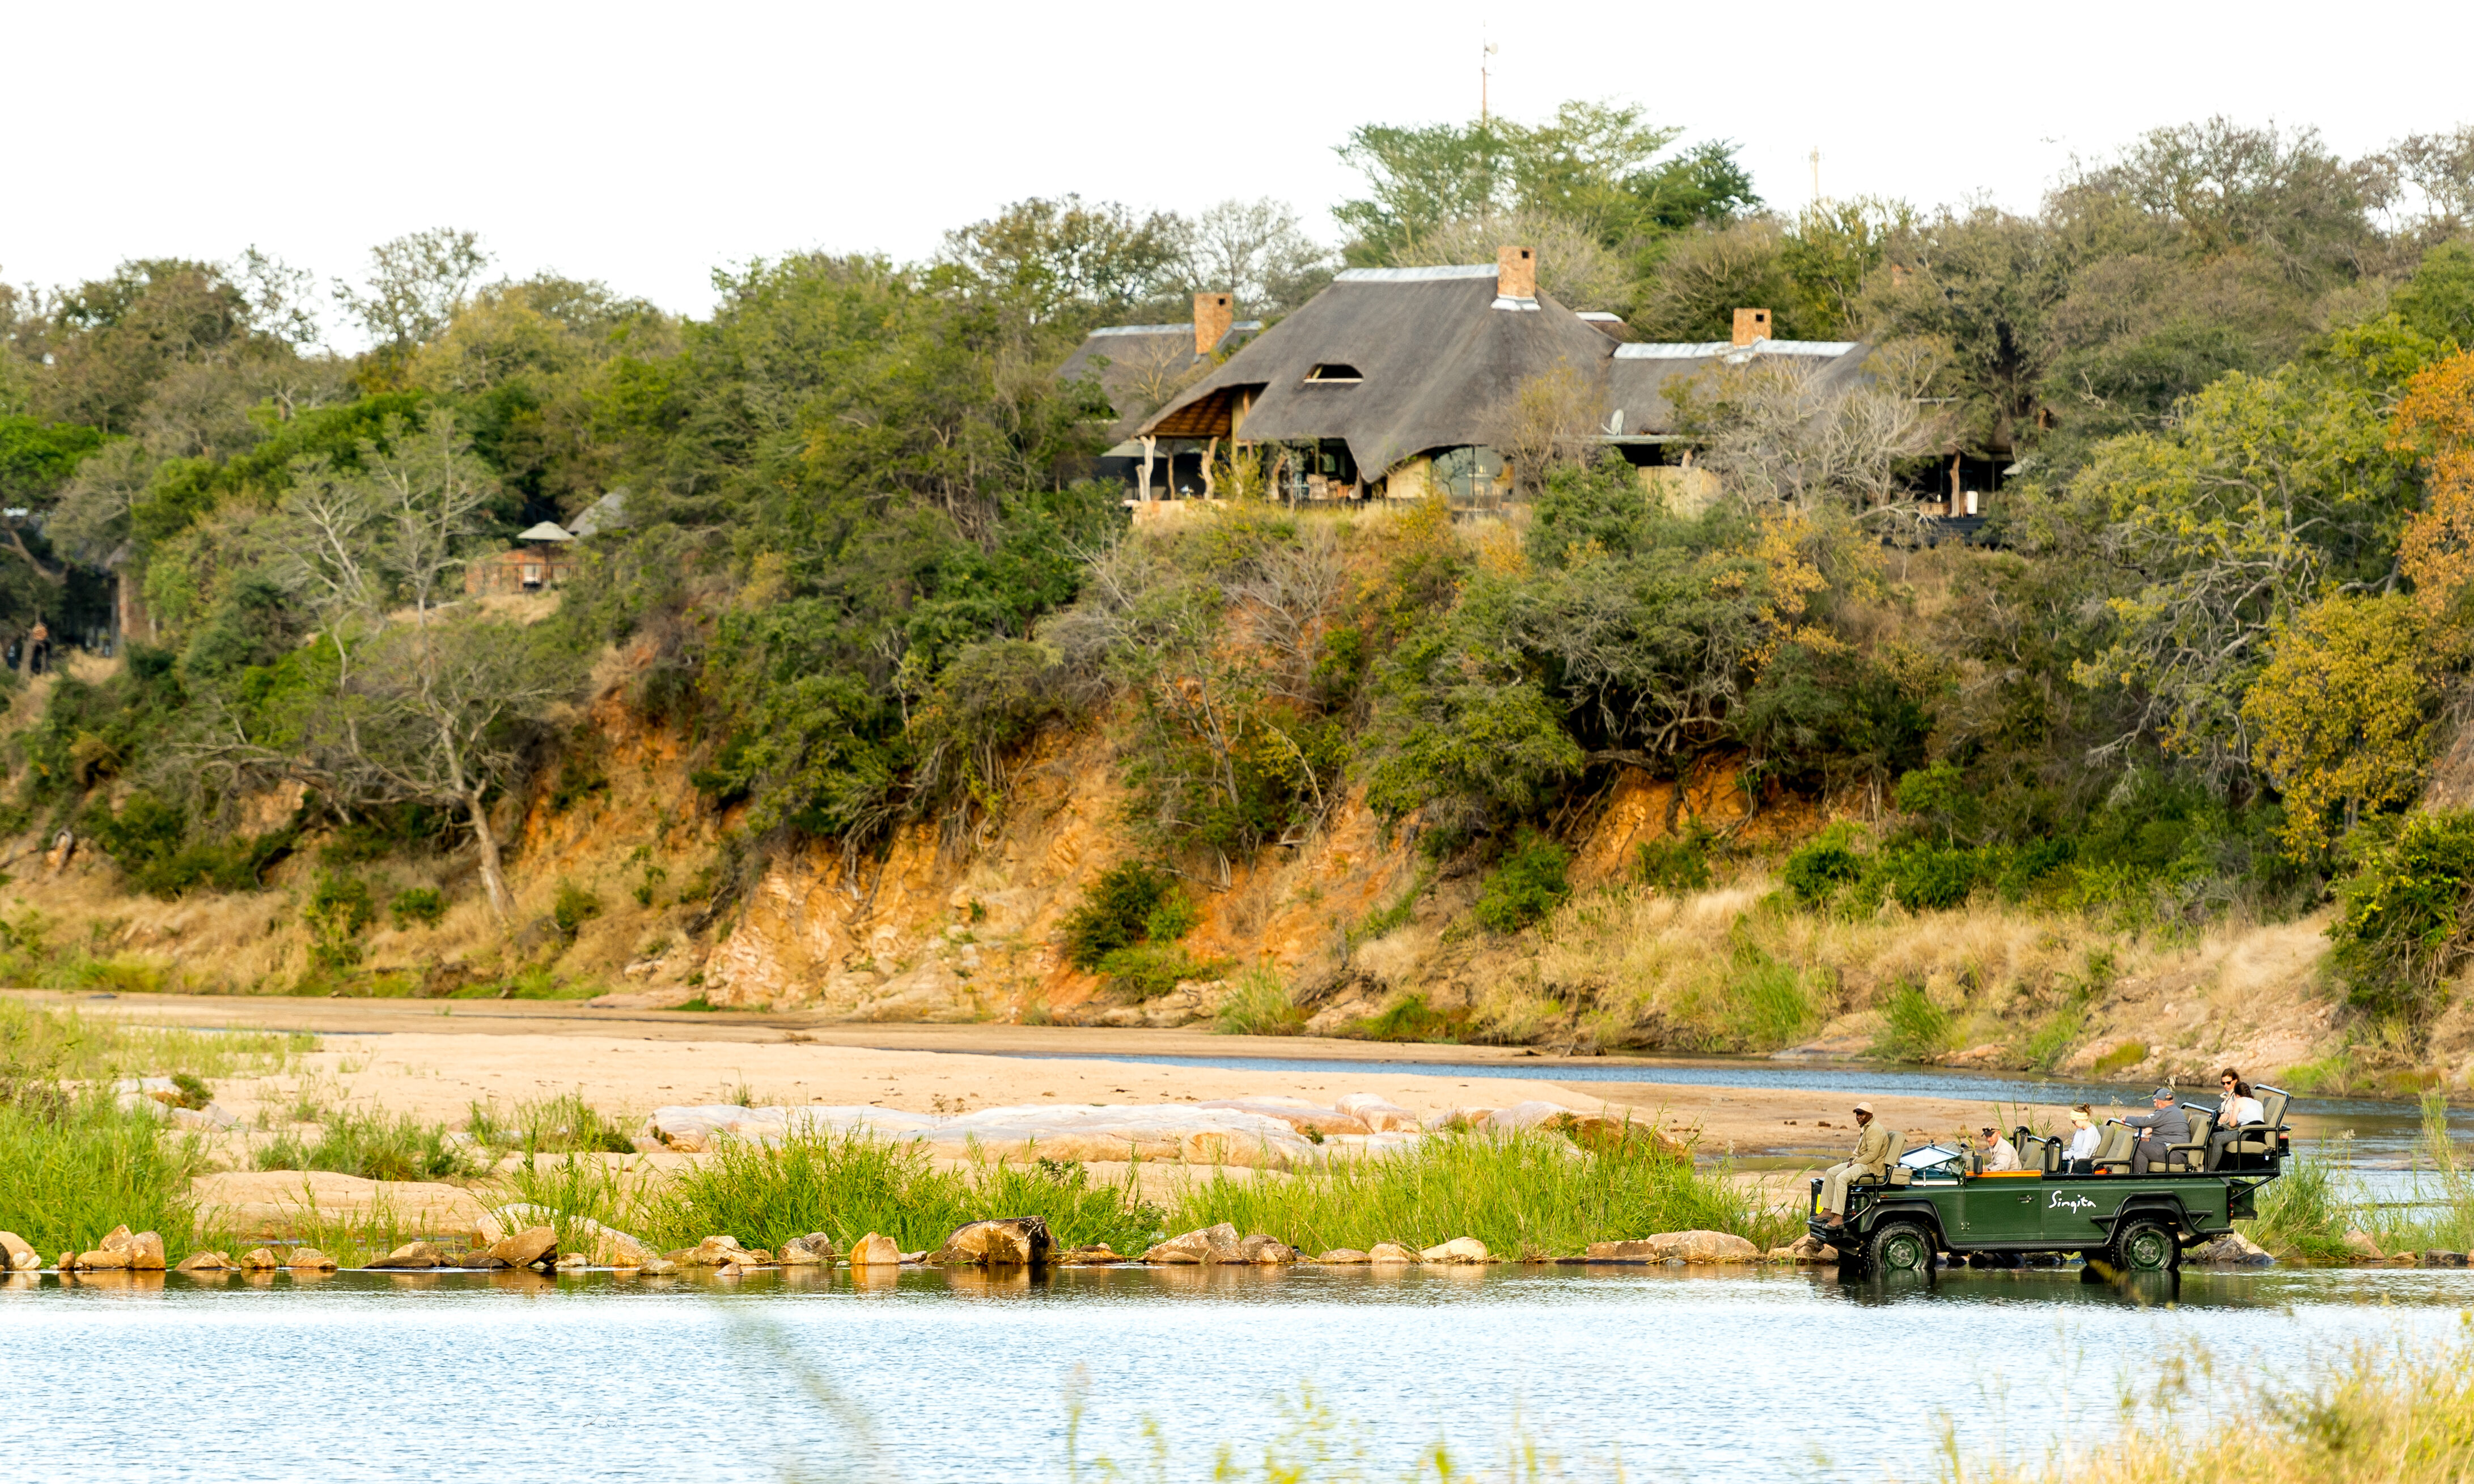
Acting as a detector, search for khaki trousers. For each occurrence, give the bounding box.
[1821,1160,1878,1214]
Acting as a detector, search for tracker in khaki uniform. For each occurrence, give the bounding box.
[1820,1103,1893,1228]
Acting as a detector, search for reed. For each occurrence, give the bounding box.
[254,1106,484,1182]
[2242,1135,2354,1260]
[0,1089,207,1256]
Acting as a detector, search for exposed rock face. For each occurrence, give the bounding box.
[173,1251,232,1273]
[1418,1237,1489,1264]
[1314,1249,1371,1264]
[367,1241,443,1270]
[2188,1232,2274,1266]
[1333,1095,1422,1133]
[486,1227,557,1270]
[929,1217,1052,1267]
[1367,1243,1418,1263]
[848,1233,902,1266]
[286,1247,339,1270]
[780,1235,836,1266]
[1141,1223,1240,1265]
[2343,1229,2387,1261]
[126,1231,166,1270]
[1585,1231,1760,1264]
[0,1231,39,1271]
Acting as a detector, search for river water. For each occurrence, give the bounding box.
[7,1263,2469,1483]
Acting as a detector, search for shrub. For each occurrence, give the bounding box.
[1636,828,1714,893]
[1214,967,1306,1035]
[1997,836,2077,899]
[304,871,376,970]
[1873,982,1955,1062]
[1060,862,1180,972]
[1883,843,1978,911]
[468,1091,635,1154]
[2329,809,2474,1024]
[255,1106,479,1182]
[389,887,447,930]
[1095,942,1226,1001]
[552,881,603,940]
[2091,1041,2150,1078]
[1355,993,1460,1042]
[1782,836,1863,906]
[1472,830,1571,934]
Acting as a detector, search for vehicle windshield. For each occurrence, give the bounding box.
[1899,1143,1967,1180]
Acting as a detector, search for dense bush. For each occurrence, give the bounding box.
[304,871,376,970]
[1781,836,1863,906]
[1883,843,1979,911]
[389,887,447,930]
[1060,862,1183,972]
[2329,809,2474,1024]
[1472,830,1573,934]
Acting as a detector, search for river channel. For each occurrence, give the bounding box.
[7,1263,2468,1483]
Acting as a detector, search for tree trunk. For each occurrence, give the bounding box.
[467,788,514,922]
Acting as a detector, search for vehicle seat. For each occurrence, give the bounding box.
[2165,1104,2212,1172]
[2225,1086,2290,1170]
[1849,1131,1910,1189]
[2092,1123,2134,1175]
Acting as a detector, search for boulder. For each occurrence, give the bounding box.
[929,1216,1052,1267]
[487,1227,558,1270]
[174,1250,231,1273]
[285,1247,338,1270]
[739,1249,776,1266]
[1333,1095,1423,1133]
[1418,1237,1489,1264]
[2187,1232,2274,1266]
[2424,1249,2469,1268]
[1768,1234,1833,1265]
[673,1234,748,1267]
[848,1233,903,1266]
[639,1258,680,1275]
[238,1247,282,1270]
[73,1246,130,1271]
[780,1234,837,1266]
[1314,1249,1371,1264]
[99,1224,135,1254]
[555,1253,589,1270]
[1367,1243,1419,1264]
[1141,1223,1240,1265]
[56,1252,71,1274]
[366,1241,443,1270]
[2343,1229,2387,1262]
[1053,1244,1127,1265]
[1585,1231,1761,1265]
[126,1231,166,1270]
[594,1231,655,1269]
[1235,1235,1298,1265]
[0,1231,37,1271]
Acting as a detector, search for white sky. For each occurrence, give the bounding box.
[10,0,2472,344]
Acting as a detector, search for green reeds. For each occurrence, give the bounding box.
[2243,1134,2354,1260]
[467,1090,637,1155]
[0,997,315,1084]
[0,1088,206,1256]
[255,1106,482,1182]
[1171,1131,1789,1259]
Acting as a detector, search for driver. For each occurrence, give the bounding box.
[2123,1087,2192,1175]
[1979,1125,2021,1172]
[1819,1103,1895,1230]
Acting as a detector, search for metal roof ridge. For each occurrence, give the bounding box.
[1331,265,1498,282]
[1086,323,1193,337]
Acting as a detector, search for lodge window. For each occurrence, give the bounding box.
[1304,364,1363,383]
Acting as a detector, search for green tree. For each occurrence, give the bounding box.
[2244,592,2435,855]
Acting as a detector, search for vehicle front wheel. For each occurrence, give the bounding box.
[2111,1218,2179,1273]
[1867,1221,1934,1276]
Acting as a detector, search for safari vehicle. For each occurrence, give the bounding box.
[1809,1087,2291,1277]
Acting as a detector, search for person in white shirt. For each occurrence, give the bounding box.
[1979,1125,2022,1172]
[2064,1105,2102,1173]
[2206,1069,2267,1171]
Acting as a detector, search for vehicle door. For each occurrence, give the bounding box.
[2037,1180,2117,1245]
[1959,1175,2043,1244]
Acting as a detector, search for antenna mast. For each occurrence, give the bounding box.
[1481,36,1497,125]
[1810,146,1821,205]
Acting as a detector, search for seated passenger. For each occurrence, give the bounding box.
[2205,1068,2266,1171]
[1818,1103,1895,1229]
[2064,1106,2100,1173]
[2124,1087,2192,1175]
[1979,1125,2021,1171]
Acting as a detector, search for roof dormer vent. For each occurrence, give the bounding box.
[1304,363,1363,383]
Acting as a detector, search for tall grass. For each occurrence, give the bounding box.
[2347,1093,2474,1257]
[0,997,316,1083]
[1173,1132,1791,1258]
[0,1089,206,1256]
[255,1107,483,1182]
[467,1091,637,1154]
[2243,1136,2353,1259]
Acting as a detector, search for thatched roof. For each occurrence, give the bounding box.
[1056,321,1261,442]
[1605,340,1872,436]
[1136,266,1619,478]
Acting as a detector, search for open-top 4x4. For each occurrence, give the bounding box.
[1811,1087,2290,1277]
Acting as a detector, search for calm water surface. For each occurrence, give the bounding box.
[6,1265,2470,1483]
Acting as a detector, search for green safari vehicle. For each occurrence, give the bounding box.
[1809,1087,2291,1277]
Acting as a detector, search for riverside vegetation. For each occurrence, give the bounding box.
[10,117,2474,1083]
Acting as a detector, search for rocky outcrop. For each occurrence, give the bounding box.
[285,1247,339,1271]
[72,1225,155,1271]
[780,1234,836,1266]
[2,1229,40,1271]
[1053,1244,1128,1265]
[174,1250,232,1273]
[1586,1231,1761,1264]
[1418,1237,1489,1263]
[1333,1095,1422,1133]
[484,1227,556,1270]
[366,1241,444,1270]
[1234,1235,1299,1264]
[238,1247,282,1270]
[928,1217,1051,1267]
[1142,1223,1240,1265]
[2187,1232,2273,1266]
[848,1233,902,1266]
[1314,1249,1371,1264]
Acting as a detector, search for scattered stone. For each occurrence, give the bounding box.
[73,1247,130,1271]
[1585,1231,1761,1265]
[595,1231,654,1269]
[1314,1249,1371,1265]
[170,1103,241,1132]
[929,1217,1052,1267]
[487,1227,558,1270]
[286,1247,338,1271]
[2343,1229,2387,1262]
[899,1250,927,1265]
[367,1241,443,1270]
[126,1232,167,1270]
[174,1251,232,1274]
[2423,1249,2468,1268]
[2187,1232,2274,1266]
[555,1253,589,1270]
[740,1249,776,1266]
[639,1258,679,1275]
[848,1233,902,1266]
[238,1247,282,1271]
[673,1234,748,1267]
[1367,1243,1419,1264]
[1768,1235,1834,1265]
[1053,1244,1127,1265]
[780,1234,837,1266]
[1142,1223,1240,1265]
[0,1231,38,1271]
[56,1252,73,1274]
[1235,1235,1299,1265]
[1418,1237,1489,1264]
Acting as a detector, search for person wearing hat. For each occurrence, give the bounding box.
[1819,1103,1895,1228]
[2064,1105,2101,1173]
[1979,1125,2021,1172]
[2123,1087,2192,1175]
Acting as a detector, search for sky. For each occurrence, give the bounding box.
[11,0,2473,345]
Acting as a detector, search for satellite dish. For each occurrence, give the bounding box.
[1605,409,1625,436]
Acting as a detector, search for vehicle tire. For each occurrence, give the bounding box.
[1867,1221,1934,1276]
[2111,1218,2179,1273]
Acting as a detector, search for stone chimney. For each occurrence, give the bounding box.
[1194,292,1234,355]
[1497,245,1537,300]
[1731,307,1773,346]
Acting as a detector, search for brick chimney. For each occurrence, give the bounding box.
[1731,307,1773,346]
[1497,245,1536,300]
[1194,292,1234,355]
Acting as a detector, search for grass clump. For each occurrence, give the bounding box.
[1173,1130,1787,1259]
[389,887,447,930]
[1097,942,1227,1001]
[0,999,313,1082]
[647,1132,1167,1254]
[2090,1040,2149,1077]
[1635,827,1714,894]
[256,1106,482,1182]
[468,1091,637,1154]
[1871,982,1956,1062]
[0,1089,206,1257]
[1471,830,1571,934]
[1061,862,1181,971]
[1353,993,1461,1042]
[552,880,603,940]
[1215,966,1307,1035]
[2242,1136,2354,1260]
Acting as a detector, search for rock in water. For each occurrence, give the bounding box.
[99,1224,135,1254]
[779,1234,836,1266]
[639,1258,680,1275]
[1585,1231,1759,1264]
[2424,1249,2469,1268]
[674,1234,748,1267]
[1419,1237,1489,1264]
[1314,1249,1371,1265]
[1367,1243,1418,1264]
[1053,1245,1126,1265]
[555,1253,589,1270]
[126,1232,167,1270]
[1141,1223,1239,1265]
[488,1227,558,1270]
[366,1241,443,1270]
[173,1251,232,1274]
[73,1247,130,1271]
[1235,1235,1298,1265]
[2343,1229,2386,1261]
[286,1248,338,1271]
[848,1233,902,1266]
[238,1248,281,1271]
[0,1231,38,1271]
[2187,1232,2273,1266]
[930,1217,1052,1267]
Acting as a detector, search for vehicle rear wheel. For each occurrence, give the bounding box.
[2111,1218,2179,1273]
[1867,1221,1934,1275]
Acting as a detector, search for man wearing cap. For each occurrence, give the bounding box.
[2123,1088,2192,1175]
[1979,1125,2021,1172]
[1819,1103,1895,1228]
